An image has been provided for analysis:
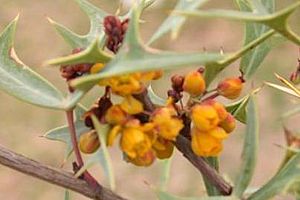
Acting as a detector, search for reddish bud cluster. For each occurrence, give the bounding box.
[60,48,93,91]
[104,16,129,53]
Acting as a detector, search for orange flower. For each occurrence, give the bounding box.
[191,104,220,132]
[203,100,228,121]
[217,77,243,99]
[183,71,206,96]
[127,150,156,167]
[120,127,152,159]
[191,128,223,157]
[90,63,105,74]
[152,107,184,141]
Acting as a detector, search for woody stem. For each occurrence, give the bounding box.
[66,110,99,188]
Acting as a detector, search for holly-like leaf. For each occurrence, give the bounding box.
[176,1,300,45]
[236,0,284,79]
[44,104,89,157]
[234,95,259,197]
[148,0,210,44]
[265,82,300,99]
[248,152,300,200]
[159,155,173,190]
[48,0,108,48]
[148,84,166,106]
[70,6,225,90]
[0,16,66,110]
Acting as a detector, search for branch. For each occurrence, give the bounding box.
[138,88,233,195]
[0,145,127,200]
[175,136,232,195]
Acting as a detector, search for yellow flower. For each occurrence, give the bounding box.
[208,127,228,140]
[219,113,236,133]
[217,77,243,99]
[90,63,105,74]
[120,95,144,115]
[120,127,152,159]
[127,150,156,167]
[109,74,142,96]
[79,130,100,154]
[191,128,223,157]
[105,105,127,125]
[203,100,228,121]
[140,70,163,81]
[153,137,174,159]
[183,71,206,96]
[152,107,184,141]
[191,104,220,132]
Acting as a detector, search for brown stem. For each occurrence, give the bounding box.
[133,88,156,112]
[66,110,98,188]
[139,88,233,195]
[0,145,127,200]
[175,136,232,195]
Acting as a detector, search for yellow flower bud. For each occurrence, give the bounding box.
[183,71,206,96]
[152,107,184,141]
[153,137,174,159]
[191,104,220,132]
[105,105,127,125]
[127,150,156,167]
[203,100,228,121]
[191,128,223,157]
[120,96,144,115]
[120,127,152,159]
[219,113,236,133]
[79,130,100,154]
[217,77,243,99]
[90,63,105,74]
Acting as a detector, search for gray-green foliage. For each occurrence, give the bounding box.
[0,0,299,199]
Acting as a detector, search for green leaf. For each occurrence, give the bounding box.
[237,0,284,79]
[148,84,166,106]
[48,0,108,48]
[44,104,89,157]
[90,116,115,190]
[148,0,210,44]
[0,16,65,110]
[202,157,220,196]
[176,1,300,45]
[265,82,300,98]
[64,190,70,200]
[248,152,300,200]
[71,6,224,90]
[234,95,259,197]
[159,155,173,190]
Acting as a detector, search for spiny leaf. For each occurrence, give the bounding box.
[48,0,108,48]
[44,105,89,157]
[176,1,300,45]
[234,95,259,197]
[0,16,66,110]
[275,73,300,97]
[91,116,115,190]
[248,152,300,200]
[236,0,284,79]
[148,0,210,44]
[265,82,300,99]
[70,5,224,90]
[46,39,112,66]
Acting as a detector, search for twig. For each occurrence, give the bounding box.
[139,88,233,196]
[66,110,99,188]
[0,145,127,200]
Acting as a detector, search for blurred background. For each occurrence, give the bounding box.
[0,0,300,199]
